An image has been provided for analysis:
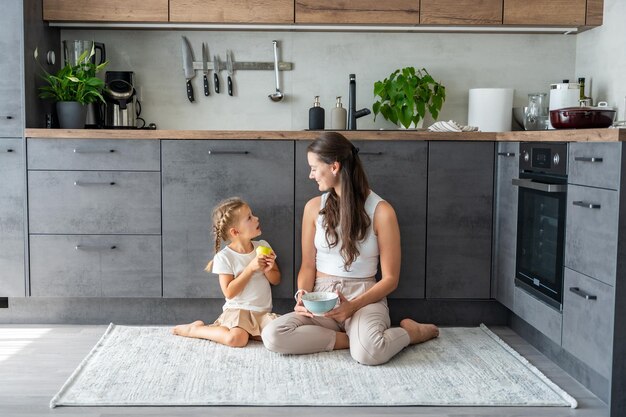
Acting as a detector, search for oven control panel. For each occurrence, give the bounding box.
[520,142,567,176]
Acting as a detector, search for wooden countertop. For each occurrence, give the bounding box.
[24,128,626,142]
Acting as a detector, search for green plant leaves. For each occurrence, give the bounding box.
[372,66,446,129]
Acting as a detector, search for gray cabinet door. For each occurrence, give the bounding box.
[27,139,161,171]
[569,142,621,191]
[30,235,162,297]
[426,141,494,299]
[562,267,614,379]
[0,139,25,296]
[28,171,161,234]
[0,0,23,138]
[565,184,618,287]
[493,142,519,310]
[294,140,427,298]
[162,140,294,298]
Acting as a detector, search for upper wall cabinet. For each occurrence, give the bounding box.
[503,0,586,26]
[421,0,502,25]
[43,0,169,22]
[295,0,419,25]
[170,0,294,23]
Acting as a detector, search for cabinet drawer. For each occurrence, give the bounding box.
[27,139,160,171]
[29,171,161,234]
[565,185,618,286]
[30,235,161,297]
[513,285,562,345]
[569,142,621,190]
[562,267,614,379]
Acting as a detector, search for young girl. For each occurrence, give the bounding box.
[173,197,281,347]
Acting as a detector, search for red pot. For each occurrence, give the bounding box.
[550,107,616,129]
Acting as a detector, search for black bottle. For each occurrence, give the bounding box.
[309,96,325,130]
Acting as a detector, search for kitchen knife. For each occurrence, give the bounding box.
[202,42,210,96]
[226,50,234,96]
[213,54,221,94]
[181,36,195,102]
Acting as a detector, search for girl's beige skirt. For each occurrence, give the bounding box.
[212,309,279,336]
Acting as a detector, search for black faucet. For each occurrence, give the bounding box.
[348,74,371,130]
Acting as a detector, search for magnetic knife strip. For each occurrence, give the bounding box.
[192,61,293,71]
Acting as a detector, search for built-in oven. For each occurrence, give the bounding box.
[513,142,568,310]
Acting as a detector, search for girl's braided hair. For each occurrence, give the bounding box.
[204,197,247,272]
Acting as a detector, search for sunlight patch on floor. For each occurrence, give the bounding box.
[0,328,51,363]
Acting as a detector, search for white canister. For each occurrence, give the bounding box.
[468,88,514,132]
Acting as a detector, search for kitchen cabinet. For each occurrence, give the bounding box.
[513,284,562,344]
[503,0,587,26]
[426,141,494,299]
[0,0,23,137]
[0,139,25,297]
[568,142,621,191]
[27,138,162,297]
[162,140,294,299]
[295,0,419,24]
[562,267,614,379]
[294,140,427,299]
[170,0,294,23]
[492,142,518,310]
[420,0,502,25]
[43,0,169,22]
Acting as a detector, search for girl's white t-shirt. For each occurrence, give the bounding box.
[211,240,274,313]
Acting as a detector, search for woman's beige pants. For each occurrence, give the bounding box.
[262,276,410,366]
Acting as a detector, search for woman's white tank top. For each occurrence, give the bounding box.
[314,191,383,278]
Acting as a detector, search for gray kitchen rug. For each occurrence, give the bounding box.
[50,323,577,408]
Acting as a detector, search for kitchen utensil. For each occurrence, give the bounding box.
[103,71,139,128]
[550,105,616,129]
[269,40,284,102]
[226,50,234,96]
[202,42,210,96]
[524,93,548,130]
[181,36,195,102]
[213,54,221,94]
[63,40,106,67]
[300,292,338,315]
[549,82,580,129]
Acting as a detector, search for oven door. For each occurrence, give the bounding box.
[514,175,567,309]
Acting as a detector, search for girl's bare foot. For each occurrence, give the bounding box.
[400,319,439,345]
[172,320,205,336]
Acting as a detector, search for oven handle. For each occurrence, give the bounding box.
[512,178,567,193]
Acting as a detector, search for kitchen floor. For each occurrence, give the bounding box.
[0,325,608,417]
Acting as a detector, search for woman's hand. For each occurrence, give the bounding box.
[294,292,314,317]
[324,291,357,322]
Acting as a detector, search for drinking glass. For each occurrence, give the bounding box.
[524,93,548,130]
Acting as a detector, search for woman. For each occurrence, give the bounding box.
[262,132,438,365]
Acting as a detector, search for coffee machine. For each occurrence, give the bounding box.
[103,71,141,128]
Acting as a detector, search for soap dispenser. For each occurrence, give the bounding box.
[330,96,347,130]
[309,96,325,130]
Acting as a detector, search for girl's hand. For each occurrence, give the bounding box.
[324,291,356,322]
[261,254,276,273]
[294,292,314,317]
[247,255,266,273]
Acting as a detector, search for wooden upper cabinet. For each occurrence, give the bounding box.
[421,0,502,25]
[170,0,294,23]
[295,0,419,25]
[43,0,169,22]
[504,0,587,25]
[586,0,604,26]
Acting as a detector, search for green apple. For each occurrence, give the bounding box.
[256,245,272,256]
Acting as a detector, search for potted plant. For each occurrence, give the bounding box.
[373,67,446,129]
[36,46,107,128]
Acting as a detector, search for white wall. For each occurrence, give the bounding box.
[576,0,626,120]
[62,29,577,130]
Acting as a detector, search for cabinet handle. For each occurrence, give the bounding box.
[569,286,597,300]
[512,178,567,193]
[573,200,601,209]
[574,156,603,163]
[73,148,116,154]
[3,149,14,153]
[75,245,117,251]
[359,151,384,156]
[207,150,249,155]
[74,181,117,186]
[1,115,13,120]
[497,152,516,157]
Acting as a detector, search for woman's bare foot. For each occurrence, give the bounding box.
[400,319,439,345]
[172,320,205,336]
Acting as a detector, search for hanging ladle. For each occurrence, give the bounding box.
[269,40,284,102]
